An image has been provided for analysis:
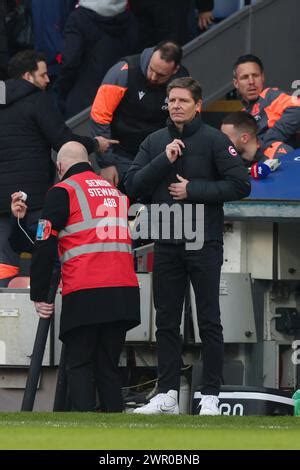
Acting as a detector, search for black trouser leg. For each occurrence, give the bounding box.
[64,322,127,412]
[95,322,127,412]
[187,242,224,395]
[64,325,98,411]
[153,244,187,393]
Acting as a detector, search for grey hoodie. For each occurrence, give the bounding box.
[79,0,127,17]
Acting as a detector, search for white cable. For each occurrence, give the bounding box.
[17,214,34,245]
[121,365,192,390]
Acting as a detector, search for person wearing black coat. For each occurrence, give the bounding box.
[0,1,9,68]
[90,41,188,192]
[0,49,115,286]
[129,0,215,48]
[54,1,137,118]
[125,77,250,416]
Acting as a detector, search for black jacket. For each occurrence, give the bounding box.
[196,0,214,13]
[0,78,96,214]
[55,7,137,118]
[125,114,251,242]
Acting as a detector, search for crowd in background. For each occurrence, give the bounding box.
[1,1,300,415]
[0,1,233,116]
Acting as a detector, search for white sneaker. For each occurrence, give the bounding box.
[199,395,220,416]
[133,390,179,415]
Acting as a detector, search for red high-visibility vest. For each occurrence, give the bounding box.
[55,170,138,296]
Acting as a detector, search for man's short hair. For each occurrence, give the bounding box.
[222,111,258,135]
[8,50,46,79]
[233,54,264,78]
[154,41,182,66]
[167,77,202,102]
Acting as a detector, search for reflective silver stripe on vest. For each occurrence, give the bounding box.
[63,178,92,218]
[61,242,131,263]
[59,217,128,238]
[59,179,131,264]
[59,178,128,238]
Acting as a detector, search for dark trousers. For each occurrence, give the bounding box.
[64,322,127,412]
[153,241,224,395]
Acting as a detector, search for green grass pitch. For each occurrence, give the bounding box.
[0,413,300,450]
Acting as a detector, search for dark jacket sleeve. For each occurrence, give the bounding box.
[261,100,300,150]
[9,216,35,254]
[187,133,251,203]
[54,10,85,98]
[124,136,173,198]
[195,0,214,13]
[30,187,69,302]
[90,60,129,168]
[35,91,97,154]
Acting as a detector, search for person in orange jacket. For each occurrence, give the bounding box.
[233,54,300,160]
[90,40,188,192]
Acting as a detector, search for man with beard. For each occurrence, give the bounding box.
[90,40,188,192]
[0,49,115,286]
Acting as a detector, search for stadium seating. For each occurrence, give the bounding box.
[7,276,30,288]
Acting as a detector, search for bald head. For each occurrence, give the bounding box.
[56,141,90,179]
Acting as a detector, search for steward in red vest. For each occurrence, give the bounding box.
[30,142,140,412]
[56,169,138,296]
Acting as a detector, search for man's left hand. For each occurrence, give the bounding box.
[168,174,189,200]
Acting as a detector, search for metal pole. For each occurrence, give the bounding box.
[21,266,60,411]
